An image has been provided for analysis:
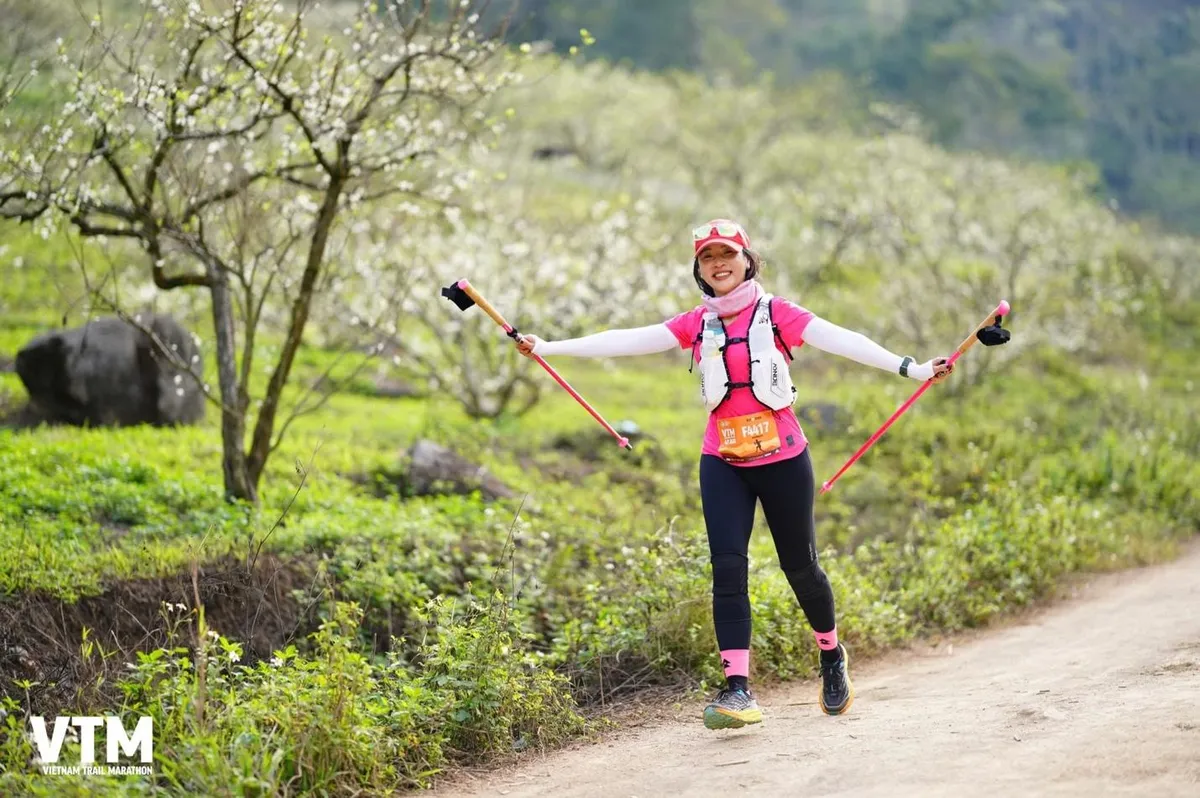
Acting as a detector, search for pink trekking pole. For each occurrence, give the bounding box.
[820,300,1012,494]
[441,279,633,450]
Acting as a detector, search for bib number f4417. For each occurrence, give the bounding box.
[717,411,782,462]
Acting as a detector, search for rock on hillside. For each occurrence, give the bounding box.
[15,314,206,427]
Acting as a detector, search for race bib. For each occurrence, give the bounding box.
[717,411,782,462]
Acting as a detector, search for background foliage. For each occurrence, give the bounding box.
[497,0,1200,234]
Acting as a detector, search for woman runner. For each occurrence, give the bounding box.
[515,219,952,729]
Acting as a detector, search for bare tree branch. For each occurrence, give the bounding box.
[269,342,378,455]
[182,161,321,221]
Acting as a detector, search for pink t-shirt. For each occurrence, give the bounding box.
[664,297,815,467]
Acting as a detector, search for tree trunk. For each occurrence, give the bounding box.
[244,174,346,491]
[208,261,257,503]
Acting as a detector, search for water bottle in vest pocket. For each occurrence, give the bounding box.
[699,316,728,412]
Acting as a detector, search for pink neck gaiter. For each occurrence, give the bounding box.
[701,278,764,317]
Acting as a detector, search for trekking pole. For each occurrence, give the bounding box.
[819,300,1012,494]
[441,279,633,450]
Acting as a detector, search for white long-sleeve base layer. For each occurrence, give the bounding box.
[533,325,678,358]
[531,317,938,381]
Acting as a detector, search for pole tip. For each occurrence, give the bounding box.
[996,299,1010,316]
[820,481,832,493]
[618,437,631,450]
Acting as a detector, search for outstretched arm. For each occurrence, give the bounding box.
[801,317,950,382]
[517,324,678,359]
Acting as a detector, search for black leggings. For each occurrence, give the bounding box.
[699,448,837,651]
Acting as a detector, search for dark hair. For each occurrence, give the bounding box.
[693,248,762,296]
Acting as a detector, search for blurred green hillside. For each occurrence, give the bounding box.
[498,0,1200,234]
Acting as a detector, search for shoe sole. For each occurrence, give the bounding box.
[820,645,856,716]
[703,705,764,730]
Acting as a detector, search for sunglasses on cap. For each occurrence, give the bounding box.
[692,221,746,241]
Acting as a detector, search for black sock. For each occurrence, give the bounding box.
[819,645,843,666]
[726,675,749,692]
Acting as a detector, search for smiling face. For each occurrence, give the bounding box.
[696,243,749,296]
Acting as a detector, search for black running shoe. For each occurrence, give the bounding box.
[703,686,763,729]
[819,643,854,715]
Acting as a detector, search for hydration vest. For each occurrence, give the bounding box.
[690,295,796,413]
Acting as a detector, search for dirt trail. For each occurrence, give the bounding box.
[430,544,1200,798]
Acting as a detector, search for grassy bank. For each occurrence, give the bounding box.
[2,330,1197,794]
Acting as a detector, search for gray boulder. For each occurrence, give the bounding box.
[400,439,515,501]
[15,314,205,427]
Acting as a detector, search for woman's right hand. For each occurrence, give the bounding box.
[908,356,954,383]
[515,334,544,358]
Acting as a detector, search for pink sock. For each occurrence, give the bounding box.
[720,649,750,678]
[814,628,838,651]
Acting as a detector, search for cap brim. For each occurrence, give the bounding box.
[695,237,745,255]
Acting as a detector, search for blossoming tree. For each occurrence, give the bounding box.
[1,0,525,502]
[389,185,689,418]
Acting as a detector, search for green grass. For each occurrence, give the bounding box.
[2,347,1195,613]
[2,344,1196,794]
